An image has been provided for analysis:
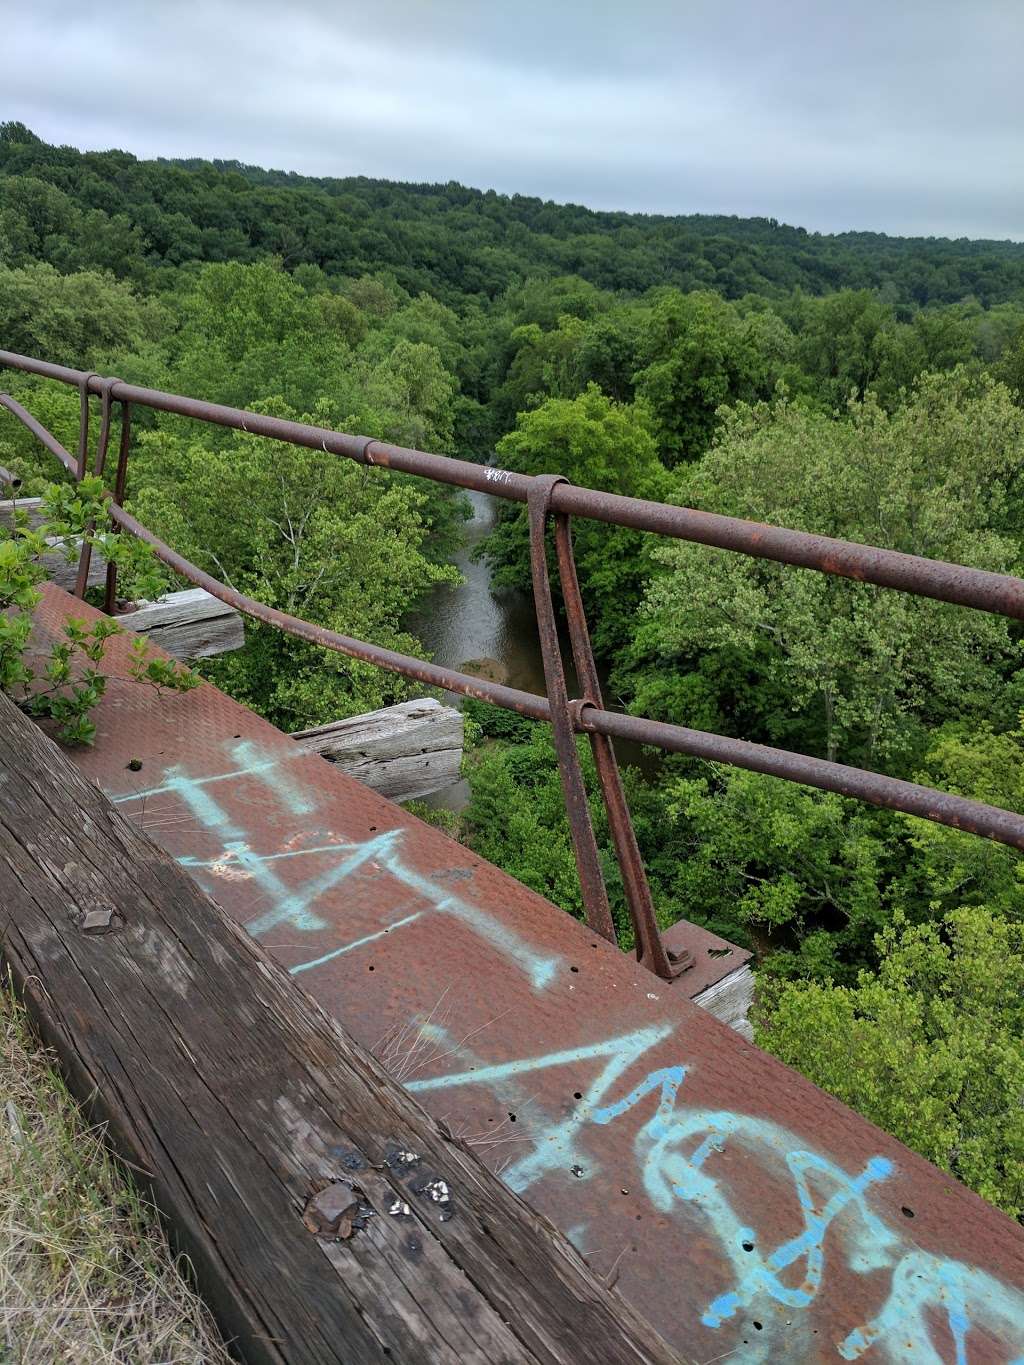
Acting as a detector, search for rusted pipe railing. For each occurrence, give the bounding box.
[4,348,1024,982]
[5,351,1023,618]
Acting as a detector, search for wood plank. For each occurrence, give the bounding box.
[0,496,106,590]
[0,495,44,528]
[0,692,678,1365]
[292,699,463,802]
[118,587,245,661]
[691,966,755,1040]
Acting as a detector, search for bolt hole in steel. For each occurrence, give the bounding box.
[902,1205,916,1218]
[570,965,579,973]
[753,1321,763,1331]
[742,1240,755,1252]
[573,1091,582,1100]
[508,1112,516,1122]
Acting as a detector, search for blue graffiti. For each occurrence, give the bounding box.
[409,1024,672,1190]
[290,909,425,974]
[838,1253,1024,1364]
[412,1029,1024,1361]
[118,745,561,989]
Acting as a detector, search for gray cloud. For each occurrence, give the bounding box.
[6,0,1023,239]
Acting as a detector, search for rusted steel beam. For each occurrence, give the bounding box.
[75,369,98,480]
[3,349,1024,619]
[583,709,1024,847]
[0,392,78,476]
[103,400,132,613]
[27,587,1024,1363]
[73,377,121,599]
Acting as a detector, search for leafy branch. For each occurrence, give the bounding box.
[0,478,197,745]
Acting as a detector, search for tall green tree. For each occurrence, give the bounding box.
[485,385,670,657]
[636,371,1024,767]
[128,403,458,728]
[756,907,1024,1219]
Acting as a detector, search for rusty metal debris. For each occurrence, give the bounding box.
[302,1182,372,1240]
[76,902,122,934]
[4,348,1024,983]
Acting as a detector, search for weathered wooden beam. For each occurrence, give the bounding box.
[690,966,755,1039]
[118,587,245,662]
[292,698,463,802]
[0,495,107,591]
[0,494,43,527]
[0,693,678,1365]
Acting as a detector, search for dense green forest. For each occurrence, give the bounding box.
[1,122,1021,1216]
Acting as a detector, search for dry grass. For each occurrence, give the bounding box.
[0,980,232,1364]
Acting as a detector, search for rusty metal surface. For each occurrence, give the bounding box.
[658,918,752,1000]
[24,583,1024,1363]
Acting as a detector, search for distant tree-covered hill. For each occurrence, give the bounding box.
[2,120,1023,307]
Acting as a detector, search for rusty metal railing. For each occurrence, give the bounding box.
[3,348,1024,982]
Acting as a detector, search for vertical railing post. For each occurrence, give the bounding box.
[553,513,691,981]
[527,475,617,944]
[73,376,120,600]
[102,401,132,614]
[75,371,98,482]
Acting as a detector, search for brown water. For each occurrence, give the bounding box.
[410,489,557,700]
[408,489,653,812]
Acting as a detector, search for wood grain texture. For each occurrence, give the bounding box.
[292,699,463,802]
[118,587,245,661]
[691,967,755,1041]
[0,693,679,1365]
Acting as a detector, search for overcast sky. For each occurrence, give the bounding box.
[7,1,1023,240]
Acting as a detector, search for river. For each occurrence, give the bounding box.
[408,488,651,812]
